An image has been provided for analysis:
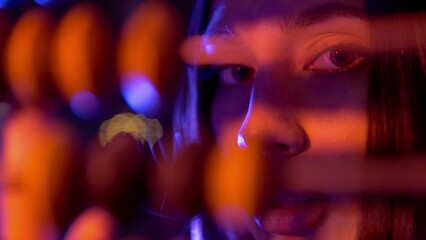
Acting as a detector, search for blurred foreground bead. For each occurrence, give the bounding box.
[4,8,55,105]
[99,113,163,157]
[147,142,206,218]
[204,141,265,234]
[51,2,114,119]
[1,108,80,239]
[117,1,183,115]
[69,90,100,120]
[64,207,117,240]
[85,132,147,227]
[120,72,161,117]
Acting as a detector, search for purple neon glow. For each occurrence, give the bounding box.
[70,90,100,120]
[0,0,25,8]
[34,0,51,6]
[120,72,161,117]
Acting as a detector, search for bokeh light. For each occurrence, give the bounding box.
[34,0,50,6]
[4,8,55,105]
[0,0,26,9]
[64,207,117,240]
[120,73,160,116]
[51,2,113,115]
[34,0,72,7]
[204,141,264,233]
[117,1,183,111]
[190,216,203,240]
[70,90,100,120]
[1,108,78,240]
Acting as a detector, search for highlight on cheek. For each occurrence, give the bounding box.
[301,109,367,154]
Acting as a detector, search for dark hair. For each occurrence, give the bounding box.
[361,11,426,240]
[174,0,426,238]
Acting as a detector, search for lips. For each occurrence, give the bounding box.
[259,193,329,236]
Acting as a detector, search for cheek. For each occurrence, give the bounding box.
[299,71,369,156]
[300,108,368,156]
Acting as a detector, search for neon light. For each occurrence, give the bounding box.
[34,0,51,6]
[70,90,100,120]
[190,215,203,240]
[0,0,24,8]
[120,72,161,116]
[237,134,247,149]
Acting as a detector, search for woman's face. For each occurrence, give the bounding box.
[196,0,369,238]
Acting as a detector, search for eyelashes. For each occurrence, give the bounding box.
[304,44,369,73]
[197,44,369,86]
[198,65,256,86]
[217,65,256,85]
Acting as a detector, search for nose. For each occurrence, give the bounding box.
[237,87,308,160]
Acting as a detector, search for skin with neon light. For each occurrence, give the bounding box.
[183,0,369,238]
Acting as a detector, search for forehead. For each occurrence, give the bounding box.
[209,0,366,29]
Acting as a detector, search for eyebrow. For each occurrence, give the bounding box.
[282,2,366,28]
[208,2,366,35]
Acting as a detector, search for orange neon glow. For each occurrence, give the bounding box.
[64,207,117,240]
[117,1,182,95]
[1,108,77,240]
[4,9,55,105]
[204,141,264,219]
[51,3,112,101]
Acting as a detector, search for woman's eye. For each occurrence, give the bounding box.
[218,65,256,85]
[305,47,366,72]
